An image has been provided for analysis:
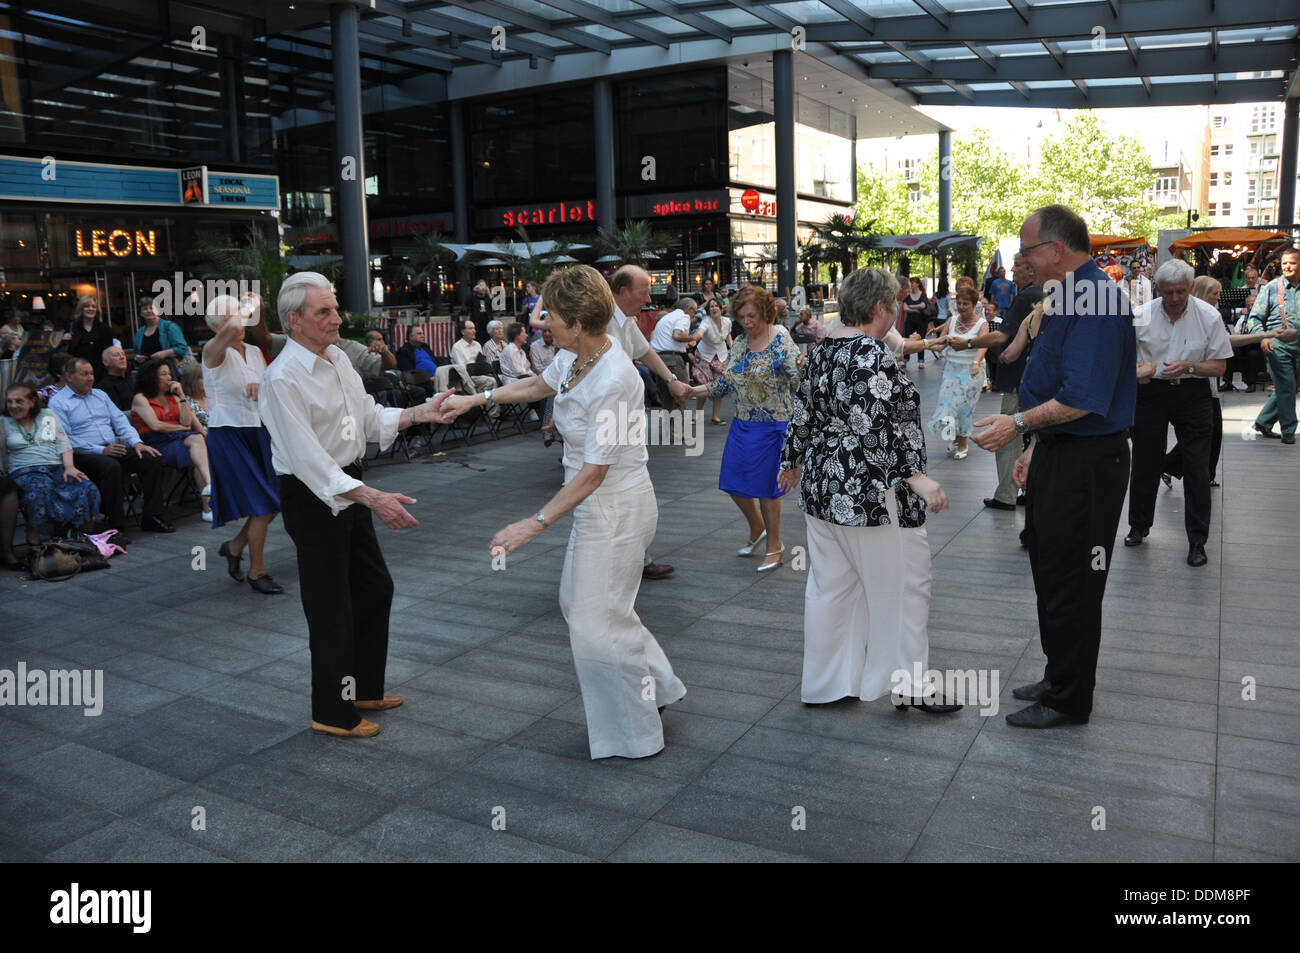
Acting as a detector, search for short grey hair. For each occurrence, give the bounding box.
[486,319,503,336]
[838,267,900,327]
[679,297,698,311]
[205,294,244,333]
[278,272,332,329]
[1153,259,1194,288]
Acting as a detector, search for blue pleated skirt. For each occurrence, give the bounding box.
[719,418,789,499]
[142,430,193,470]
[207,425,280,529]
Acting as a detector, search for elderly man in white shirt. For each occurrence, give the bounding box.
[260,272,457,738]
[607,265,693,579]
[1126,259,1232,567]
[450,321,483,368]
[650,297,700,409]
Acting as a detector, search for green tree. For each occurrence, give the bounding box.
[854,165,933,236]
[1030,113,1163,238]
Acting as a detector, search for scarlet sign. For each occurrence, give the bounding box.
[502,200,597,228]
[741,189,760,212]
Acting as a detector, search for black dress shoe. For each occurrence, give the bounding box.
[1245,384,1256,393]
[1019,529,1028,548]
[1217,381,1233,393]
[140,515,175,533]
[1016,495,1027,506]
[248,573,284,594]
[1006,701,1088,728]
[1187,544,1207,567]
[1011,678,1051,702]
[1123,528,1148,547]
[1284,434,1296,445]
[218,540,244,581]
[892,691,962,714]
[983,497,1016,511]
[1254,422,1281,439]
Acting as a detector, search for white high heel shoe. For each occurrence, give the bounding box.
[756,546,785,573]
[737,529,767,557]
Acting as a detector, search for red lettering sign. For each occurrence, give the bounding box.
[649,197,721,217]
[502,201,596,228]
[741,189,760,212]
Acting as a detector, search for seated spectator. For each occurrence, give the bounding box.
[337,329,396,377]
[499,322,536,385]
[529,325,557,374]
[132,296,190,378]
[2,382,101,546]
[179,361,209,427]
[451,320,483,367]
[38,351,72,403]
[790,307,826,344]
[49,357,171,539]
[95,345,136,411]
[396,326,439,377]
[131,358,213,521]
[481,319,506,366]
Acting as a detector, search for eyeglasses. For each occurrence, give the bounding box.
[1018,240,1057,255]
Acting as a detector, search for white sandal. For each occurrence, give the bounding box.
[737,530,767,556]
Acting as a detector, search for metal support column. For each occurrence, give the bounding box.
[938,129,952,232]
[450,100,470,307]
[773,50,796,296]
[593,79,616,234]
[1278,97,1299,228]
[332,2,371,314]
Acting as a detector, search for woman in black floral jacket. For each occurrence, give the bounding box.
[778,267,960,713]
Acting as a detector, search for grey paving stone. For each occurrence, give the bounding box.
[401,665,574,715]
[905,833,1048,863]
[652,785,918,862]
[391,685,544,742]
[197,760,399,836]
[48,819,230,863]
[350,804,592,862]
[8,742,188,815]
[0,773,121,855]
[608,821,814,862]
[504,717,720,784]
[130,786,339,861]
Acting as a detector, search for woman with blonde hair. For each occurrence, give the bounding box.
[62,295,113,379]
[927,286,988,459]
[438,264,685,759]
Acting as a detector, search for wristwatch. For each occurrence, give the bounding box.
[1013,412,1028,435]
[535,511,549,528]
[482,389,494,407]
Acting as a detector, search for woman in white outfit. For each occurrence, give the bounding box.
[778,267,960,713]
[441,265,686,759]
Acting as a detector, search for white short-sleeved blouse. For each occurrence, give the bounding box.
[541,337,649,495]
[203,342,267,429]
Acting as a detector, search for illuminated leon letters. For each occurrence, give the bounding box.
[71,227,159,259]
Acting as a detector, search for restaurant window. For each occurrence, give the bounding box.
[616,69,727,195]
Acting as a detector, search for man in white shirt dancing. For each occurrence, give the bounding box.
[260,272,456,738]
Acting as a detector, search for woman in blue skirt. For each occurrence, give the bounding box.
[685,284,802,572]
[202,295,283,595]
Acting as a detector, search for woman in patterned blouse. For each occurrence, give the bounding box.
[778,267,960,713]
[685,285,802,572]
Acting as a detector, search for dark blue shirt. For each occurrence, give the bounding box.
[1019,259,1136,436]
[990,278,1016,311]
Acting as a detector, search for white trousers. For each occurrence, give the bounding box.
[801,493,934,703]
[559,477,686,759]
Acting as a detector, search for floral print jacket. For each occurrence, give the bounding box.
[780,334,929,527]
[706,332,801,422]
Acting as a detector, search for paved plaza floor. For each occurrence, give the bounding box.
[2,363,1297,863]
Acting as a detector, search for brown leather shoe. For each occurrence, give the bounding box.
[642,561,674,580]
[353,694,404,711]
[311,719,380,738]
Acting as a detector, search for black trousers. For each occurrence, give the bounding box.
[1025,431,1129,718]
[1128,378,1213,546]
[72,449,164,527]
[1228,343,1265,385]
[1164,396,1222,484]
[280,468,394,729]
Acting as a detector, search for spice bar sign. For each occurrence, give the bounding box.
[624,190,727,219]
[70,226,165,260]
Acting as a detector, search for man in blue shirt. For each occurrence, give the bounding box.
[989,266,1016,313]
[1247,247,1300,442]
[49,357,173,538]
[972,205,1135,729]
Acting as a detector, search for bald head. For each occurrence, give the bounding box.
[609,265,651,316]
